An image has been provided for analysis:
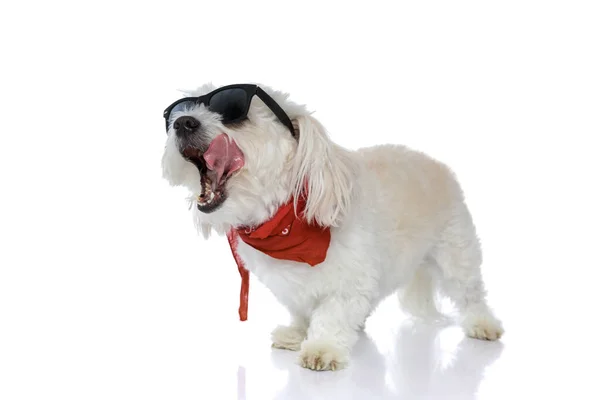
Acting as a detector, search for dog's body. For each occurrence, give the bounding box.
[161,83,503,371]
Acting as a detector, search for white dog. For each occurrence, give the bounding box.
[161,83,504,371]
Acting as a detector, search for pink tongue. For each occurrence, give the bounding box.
[203,133,245,184]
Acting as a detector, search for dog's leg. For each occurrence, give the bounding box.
[298,296,370,371]
[271,315,307,351]
[434,209,504,340]
[398,259,444,321]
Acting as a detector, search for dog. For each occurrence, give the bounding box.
[160,83,504,371]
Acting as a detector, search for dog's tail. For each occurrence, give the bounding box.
[397,264,445,321]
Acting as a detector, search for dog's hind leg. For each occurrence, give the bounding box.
[397,257,444,321]
[433,205,504,340]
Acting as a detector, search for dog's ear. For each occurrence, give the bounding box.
[291,115,356,227]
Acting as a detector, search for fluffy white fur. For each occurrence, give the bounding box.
[161,83,504,371]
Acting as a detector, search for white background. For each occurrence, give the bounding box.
[1,1,599,399]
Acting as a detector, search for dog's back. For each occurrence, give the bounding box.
[358,143,464,236]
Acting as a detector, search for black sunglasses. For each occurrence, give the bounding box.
[163,84,295,135]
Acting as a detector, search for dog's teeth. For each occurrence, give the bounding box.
[197,192,215,207]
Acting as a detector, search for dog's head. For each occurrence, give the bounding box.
[161,83,355,237]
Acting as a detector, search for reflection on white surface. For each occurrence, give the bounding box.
[390,322,503,399]
[237,318,503,400]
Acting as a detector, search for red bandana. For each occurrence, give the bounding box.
[226,196,331,321]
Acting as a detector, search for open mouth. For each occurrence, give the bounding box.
[183,147,228,213]
[181,133,245,213]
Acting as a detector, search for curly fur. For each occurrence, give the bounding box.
[161,83,504,371]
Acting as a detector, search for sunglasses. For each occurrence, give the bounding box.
[163,84,295,136]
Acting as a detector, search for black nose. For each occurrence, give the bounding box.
[174,116,200,136]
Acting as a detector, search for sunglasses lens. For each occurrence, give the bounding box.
[208,88,248,123]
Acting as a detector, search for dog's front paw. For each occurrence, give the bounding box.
[462,312,504,341]
[271,325,306,351]
[299,339,348,371]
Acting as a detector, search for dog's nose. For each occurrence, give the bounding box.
[174,116,200,136]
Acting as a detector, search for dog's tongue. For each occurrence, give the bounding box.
[203,133,245,184]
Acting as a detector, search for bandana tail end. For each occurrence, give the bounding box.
[227,229,249,321]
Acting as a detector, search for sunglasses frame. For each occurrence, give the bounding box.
[163,84,295,136]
